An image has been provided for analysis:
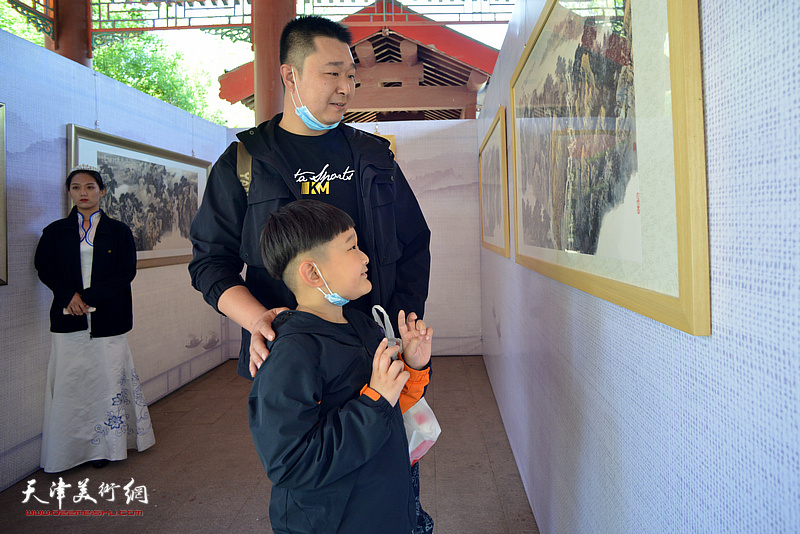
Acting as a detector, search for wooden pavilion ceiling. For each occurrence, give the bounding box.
[349,30,480,122]
[238,29,491,122]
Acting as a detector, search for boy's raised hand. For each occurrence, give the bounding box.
[398,310,433,370]
[369,338,410,407]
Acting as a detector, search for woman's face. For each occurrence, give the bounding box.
[68,173,105,215]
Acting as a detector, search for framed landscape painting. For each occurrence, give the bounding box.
[509,0,710,335]
[68,125,210,268]
[479,106,510,257]
[0,103,6,285]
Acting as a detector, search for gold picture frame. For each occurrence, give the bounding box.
[0,103,6,285]
[509,0,710,335]
[68,124,210,269]
[377,134,397,157]
[479,106,511,258]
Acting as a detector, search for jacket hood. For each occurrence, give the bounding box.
[269,308,374,350]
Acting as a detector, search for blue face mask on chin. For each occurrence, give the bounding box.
[312,262,350,306]
[291,68,340,131]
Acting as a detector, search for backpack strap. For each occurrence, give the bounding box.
[236,141,252,195]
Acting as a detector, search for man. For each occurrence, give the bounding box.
[189,15,430,377]
[188,15,433,532]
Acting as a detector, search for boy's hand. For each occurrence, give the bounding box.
[398,310,433,370]
[369,338,409,407]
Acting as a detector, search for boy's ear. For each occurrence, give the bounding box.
[297,260,323,288]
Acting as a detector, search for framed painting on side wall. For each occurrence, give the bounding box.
[377,134,397,158]
[509,0,710,335]
[479,106,510,258]
[68,124,210,269]
[0,103,6,285]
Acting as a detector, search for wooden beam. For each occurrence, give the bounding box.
[350,85,477,111]
[345,7,499,74]
[466,69,489,93]
[378,111,425,121]
[400,40,418,66]
[218,62,254,104]
[52,0,92,67]
[252,0,295,124]
[356,63,424,87]
[354,41,377,68]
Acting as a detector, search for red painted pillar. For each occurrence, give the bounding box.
[251,0,296,124]
[46,0,92,68]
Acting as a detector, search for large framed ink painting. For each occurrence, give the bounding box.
[0,103,6,285]
[509,0,710,335]
[68,125,210,268]
[479,106,510,257]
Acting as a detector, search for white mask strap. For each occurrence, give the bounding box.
[372,305,402,353]
[291,67,304,108]
[312,262,333,296]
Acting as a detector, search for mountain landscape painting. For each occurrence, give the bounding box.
[512,0,641,263]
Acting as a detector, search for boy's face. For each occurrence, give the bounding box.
[294,36,356,127]
[316,227,371,301]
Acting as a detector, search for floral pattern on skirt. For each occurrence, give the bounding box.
[41,331,155,473]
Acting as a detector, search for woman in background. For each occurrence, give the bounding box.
[35,164,155,472]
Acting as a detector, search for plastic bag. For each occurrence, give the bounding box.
[403,396,441,465]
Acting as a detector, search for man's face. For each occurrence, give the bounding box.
[293,36,357,127]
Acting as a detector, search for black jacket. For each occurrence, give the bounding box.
[249,308,419,534]
[35,208,136,337]
[189,114,431,377]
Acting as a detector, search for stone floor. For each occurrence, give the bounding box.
[0,356,538,533]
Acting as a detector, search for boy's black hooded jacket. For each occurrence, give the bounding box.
[249,308,426,534]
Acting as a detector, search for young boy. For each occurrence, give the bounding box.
[249,199,433,534]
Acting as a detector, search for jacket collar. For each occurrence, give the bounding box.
[236,113,397,203]
[269,307,370,349]
[59,207,109,234]
[238,113,394,170]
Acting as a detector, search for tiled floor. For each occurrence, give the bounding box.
[0,357,538,533]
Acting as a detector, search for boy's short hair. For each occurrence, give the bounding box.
[260,199,355,284]
[279,15,353,72]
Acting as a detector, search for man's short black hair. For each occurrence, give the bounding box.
[260,199,355,282]
[279,15,353,70]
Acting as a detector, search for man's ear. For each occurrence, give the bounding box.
[280,64,296,92]
[297,260,322,288]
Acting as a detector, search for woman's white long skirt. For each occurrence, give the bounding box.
[41,331,156,473]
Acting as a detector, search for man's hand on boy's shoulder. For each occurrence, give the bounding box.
[249,306,291,377]
[397,310,433,371]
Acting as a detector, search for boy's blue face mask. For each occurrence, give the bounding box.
[291,67,339,131]
[312,262,350,306]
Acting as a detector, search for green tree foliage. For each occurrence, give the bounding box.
[0,2,224,125]
[0,1,45,45]
[92,33,224,124]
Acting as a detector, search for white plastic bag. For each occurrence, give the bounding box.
[403,397,441,464]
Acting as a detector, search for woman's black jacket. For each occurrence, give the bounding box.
[35,208,136,337]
